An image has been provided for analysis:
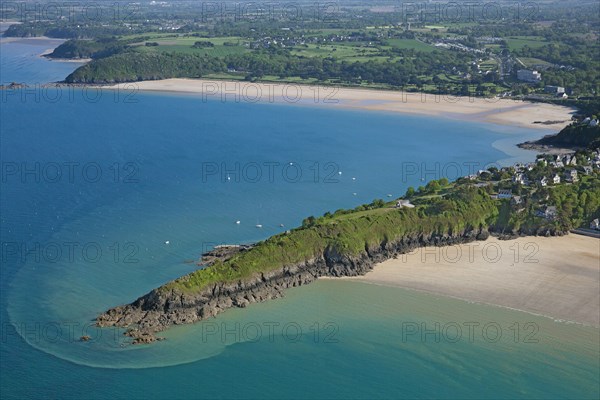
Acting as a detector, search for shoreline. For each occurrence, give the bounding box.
[1,36,92,63]
[102,78,577,131]
[335,235,600,327]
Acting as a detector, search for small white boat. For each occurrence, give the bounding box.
[165,240,170,245]
[352,177,356,180]
[338,171,342,175]
[235,220,241,224]
[256,224,263,228]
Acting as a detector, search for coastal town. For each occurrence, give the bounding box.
[456,148,600,234]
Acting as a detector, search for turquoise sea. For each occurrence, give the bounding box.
[1,38,598,399]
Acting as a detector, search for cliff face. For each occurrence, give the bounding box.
[97,229,490,344]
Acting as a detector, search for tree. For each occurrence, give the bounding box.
[405,186,416,197]
[302,216,316,228]
[371,199,385,208]
[425,180,441,194]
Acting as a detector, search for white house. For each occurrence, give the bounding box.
[564,169,579,182]
[396,200,415,208]
[539,177,548,187]
[513,173,527,185]
[591,218,600,230]
[552,174,561,184]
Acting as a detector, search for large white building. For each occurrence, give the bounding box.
[517,69,542,83]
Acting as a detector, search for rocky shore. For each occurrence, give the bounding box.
[0,82,27,90]
[518,140,578,154]
[97,228,491,344]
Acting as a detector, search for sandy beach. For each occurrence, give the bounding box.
[109,78,576,130]
[338,235,600,326]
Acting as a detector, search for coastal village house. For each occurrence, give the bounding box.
[545,85,565,94]
[396,200,415,208]
[582,117,599,126]
[510,196,523,207]
[564,169,579,182]
[536,206,557,220]
[591,219,600,230]
[513,173,527,185]
[552,174,561,184]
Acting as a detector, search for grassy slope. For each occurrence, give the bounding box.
[163,187,498,294]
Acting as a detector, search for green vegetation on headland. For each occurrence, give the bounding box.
[165,153,600,295]
[46,38,127,59]
[536,124,600,149]
[521,111,600,150]
[65,52,225,83]
[63,47,473,89]
[167,186,498,293]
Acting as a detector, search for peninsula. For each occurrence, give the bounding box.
[97,151,600,344]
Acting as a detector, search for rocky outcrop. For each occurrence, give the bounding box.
[198,244,253,267]
[0,82,28,90]
[97,228,489,343]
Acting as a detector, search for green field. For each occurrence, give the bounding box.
[385,38,436,52]
[290,43,382,60]
[505,36,550,50]
[132,36,248,57]
[137,44,247,56]
[479,59,498,71]
[519,57,552,68]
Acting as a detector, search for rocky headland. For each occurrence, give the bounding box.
[97,229,491,344]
